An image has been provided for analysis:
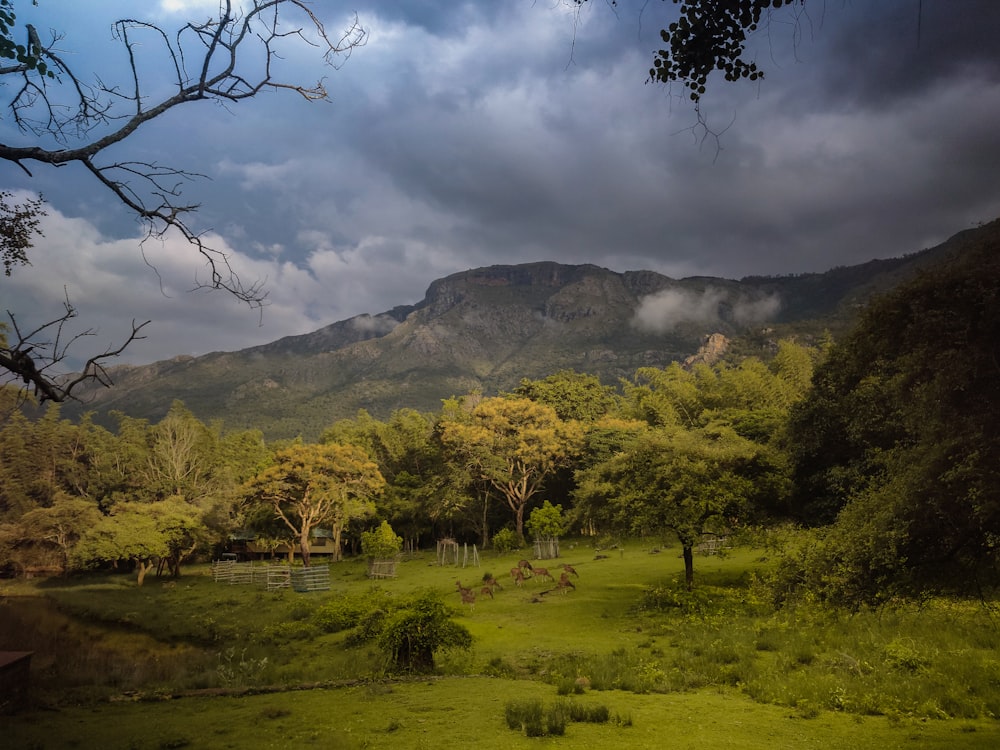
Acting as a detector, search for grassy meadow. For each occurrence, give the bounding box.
[3,537,1000,748]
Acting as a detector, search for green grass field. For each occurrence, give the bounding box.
[3,538,1000,748]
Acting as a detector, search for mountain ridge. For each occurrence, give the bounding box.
[63,220,1000,440]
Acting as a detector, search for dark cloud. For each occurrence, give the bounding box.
[804,0,1000,107]
[2,0,1000,368]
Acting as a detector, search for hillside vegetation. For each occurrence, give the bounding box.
[3,220,1000,746]
[59,223,988,441]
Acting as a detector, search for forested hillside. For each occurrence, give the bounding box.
[57,224,975,441]
[3,219,999,605]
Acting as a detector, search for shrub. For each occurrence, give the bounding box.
[313,591,390,634]
[360,521,403,560]
[492,528,520,554]
[374,593,472,672]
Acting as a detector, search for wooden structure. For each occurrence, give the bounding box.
[695,536,731,555]
[290,565,331,592]
[436,538,459,566]
[533,538,560,560]
[227,528,340,561]
[367,558,398,579]
[0,651,32,714]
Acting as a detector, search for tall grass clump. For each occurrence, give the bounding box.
[504,698,621,737]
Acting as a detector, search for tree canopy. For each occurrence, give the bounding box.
[786,237,1000,604]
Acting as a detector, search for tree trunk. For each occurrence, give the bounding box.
[332,524,344,562]
[300,529,311,567]
[682,545,694,590]
[136,559,155,586]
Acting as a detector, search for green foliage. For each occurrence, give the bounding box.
[216,647,270,688]
[0,191,45,276]
[372,592,472,673]
[525,500,565,540]
[360,520,402,559]
[788,233,1000,602]
[491,527,521,554]
[504,697,617,737]
[312,590,393,634]
[511,369,620,421]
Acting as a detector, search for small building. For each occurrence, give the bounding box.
[229,528,340,561]
[0,651,33,714]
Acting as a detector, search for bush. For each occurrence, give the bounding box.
[313,591,391,634]
[492,528,520,554]
[374,593,472,673]
[361,521,403,560]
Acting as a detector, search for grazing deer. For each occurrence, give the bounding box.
[562,563,579,577]
[456,580,473,596]
[510,567,527,587]
[482,574,503,592]
[480,585,494,599]
[556,572,576,593]
[517,559,534,573]
[533,566,554,582]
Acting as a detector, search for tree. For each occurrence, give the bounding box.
[526,500,567,541]
[0,1,366,400]
[18,495,100,574]
[786,228,1000,602]
[575,425,764,588]
[323,408,443,547]
[438,396,582,542]
[573,0,805,102]
[243,443,384,565]
[511,370,620,422]
[375,593,473,673]
[73,504,169,586]
[360,520,403,560]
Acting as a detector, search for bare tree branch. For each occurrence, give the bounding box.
[0,1,365,402]
[0,1,366,307]
[1,291,150,404]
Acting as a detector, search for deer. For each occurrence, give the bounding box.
[517,559,534,574]
[481,574,503,592]
[562,563,579,578]
[556,571,576,593]
[532,566,554,582]
[510,567,527,587]
[456,580,473,596]
[459,587,476,609]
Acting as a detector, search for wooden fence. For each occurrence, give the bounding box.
[290,566,330,592]
[211,560,306,591]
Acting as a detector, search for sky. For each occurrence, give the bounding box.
[3,0,1000,369]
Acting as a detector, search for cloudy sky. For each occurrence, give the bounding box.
[3,0,1000,369]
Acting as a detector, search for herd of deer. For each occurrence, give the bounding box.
[455,560,579,608]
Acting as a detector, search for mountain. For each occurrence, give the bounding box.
[62,220,1000,440]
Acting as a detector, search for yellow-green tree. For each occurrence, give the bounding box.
[575,424,766,589]
[244,443,384,565]
[439,397,582,542]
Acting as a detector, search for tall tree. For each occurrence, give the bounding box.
[787,229,1000,602]
[438,396,582,541]
[511,370,620,422]
[575,424,766,588]
[244,443,384,565]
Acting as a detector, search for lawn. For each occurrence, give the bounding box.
[3,538,1000,748]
